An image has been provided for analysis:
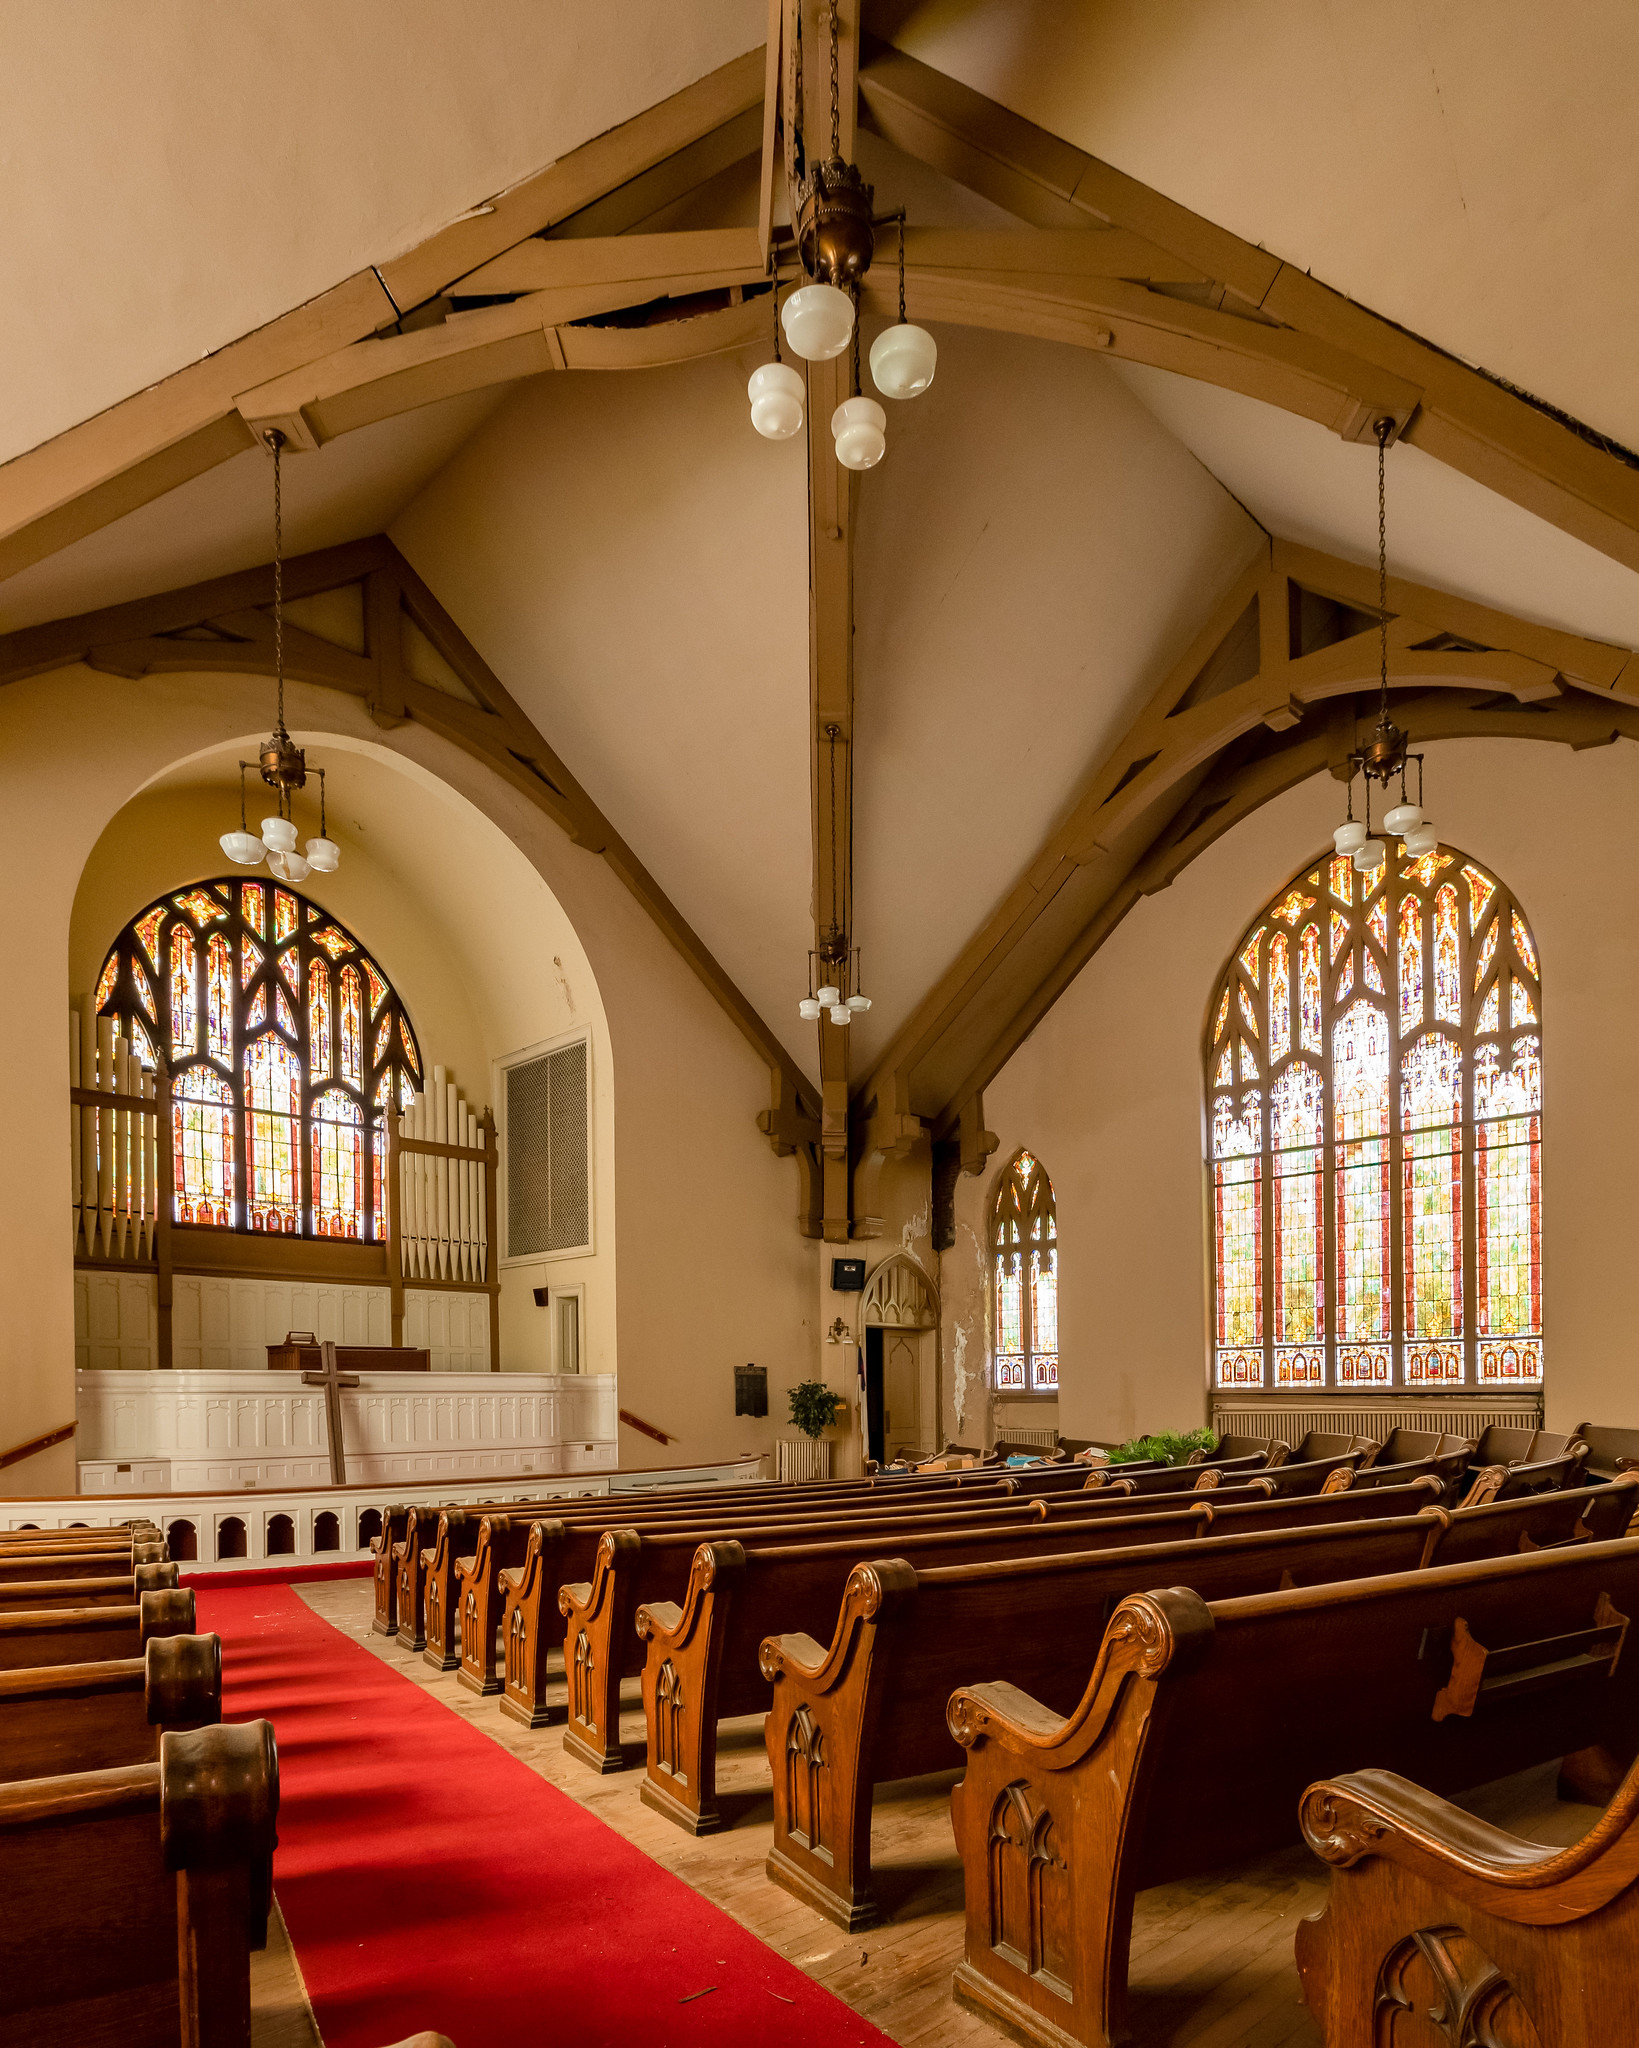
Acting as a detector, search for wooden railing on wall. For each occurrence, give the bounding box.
[0,1421,77,1471]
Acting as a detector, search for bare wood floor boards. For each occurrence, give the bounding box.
[248,1579,1597,2048]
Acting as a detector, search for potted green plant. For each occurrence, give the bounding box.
[781,1378,846,1481]
[1108,1427,1216,1466]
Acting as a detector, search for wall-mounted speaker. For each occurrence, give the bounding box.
[831,1258,866,1292]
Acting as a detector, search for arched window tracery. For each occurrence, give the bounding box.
[1208,846,1542,1392]
[95,878,422,1242]
[992,1150,1059,1395]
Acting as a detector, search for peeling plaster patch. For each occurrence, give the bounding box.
[952,1322,971,1431]
[950,1218,986,1434]
[552,953,576,1014]
[901,1198,929,1255]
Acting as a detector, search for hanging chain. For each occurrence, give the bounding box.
[827,723,840,953]
[269,429,287,740]
[829,0,840,160]
[772,263,781,359]
[897,210,906,323]
[1376,416,1390,724]
[851,284,860,396]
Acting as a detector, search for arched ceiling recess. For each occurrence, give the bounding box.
[7,2,1639,1244]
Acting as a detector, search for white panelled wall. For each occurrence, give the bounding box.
[74,1271,490,1372]
[76,1368,616,1491]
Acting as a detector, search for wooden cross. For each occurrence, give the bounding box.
[302,1341,360,1485]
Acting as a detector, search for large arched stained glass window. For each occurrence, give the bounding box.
[993,1150,1059,1394]
[1207,846,1542,1392]
[93,879,423,1241]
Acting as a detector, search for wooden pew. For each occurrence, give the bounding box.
[500,1473,1450,1739]
[1345,1448,1472,1503]
[0,1720,277,2048]
[0,1587,197,1670]
[0,1632,221,1782]
[1087,1450,1363,1498]
[762,1514,1444,1928]
[1572,1418,1639,1483]
[0,1543,167,1584]
[499,1496,1060,1737]
[1462,1441,1591,1503]
[630,1482,1451,1835]
[429,1473,1031,1676]
[0,1561,180,1612]
[380,1471,1028,1644]
[758,1482,1638,1929]
[0,1521,162,1547]
[945,1539,1639,2048]
[1296,1747,1639,2044]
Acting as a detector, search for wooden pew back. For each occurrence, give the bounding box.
[0,1562,180,1612]
[0,1588,197,1671]
[0,1632,221,1782]
[0,1721,276,2048]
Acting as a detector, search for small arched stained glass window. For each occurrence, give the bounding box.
[94,878,422,1242]
[992,1150,1059,1395]
[1206,845,1542,1393]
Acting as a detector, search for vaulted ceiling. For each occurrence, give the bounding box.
[7,0,1639,1235]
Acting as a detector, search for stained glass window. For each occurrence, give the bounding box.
[992,1151,1058,1394]
[1207,844,1541,1390]
[93,879,421,1242]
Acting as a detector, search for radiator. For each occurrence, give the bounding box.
[995,1426,1061,1450]
[1212,1399,1541,1448]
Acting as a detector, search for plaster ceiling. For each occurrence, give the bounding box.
[1110,361,1639,652]
[0,386,510,634]
[884,0,1639,452]
[12,0,1639,1119]
[0,0,762,465]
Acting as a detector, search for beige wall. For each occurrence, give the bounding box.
[942,736,1639,1447]
[0,661,818,1492]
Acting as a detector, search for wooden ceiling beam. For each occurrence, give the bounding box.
[0,538,819,1128]
[0,51,767,584]
[857,39,1639,575]
[857,540,1639,1139]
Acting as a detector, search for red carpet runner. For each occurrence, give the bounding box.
[196,1584,896,2048]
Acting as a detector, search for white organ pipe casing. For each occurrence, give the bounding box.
[445,1078,459,1281]
[96,1015,115,1261]
[112,1038,129,1261]
[80,1004,99,1258]
[393,1072,487,1288]
[434,1066,451,1281]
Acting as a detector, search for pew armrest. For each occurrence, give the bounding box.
[497,1566,525,1594]
[638,1600,683,1638]
[761,1630,828,1678]
[1301,1762,1639,1922]
[953,1678,1068,1743]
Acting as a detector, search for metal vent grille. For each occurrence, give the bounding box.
[505,1041,589,1258]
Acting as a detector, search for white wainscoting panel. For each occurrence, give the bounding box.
[76,1368,615,1491]
[73,1272,490,1372]
[74,1270,160,1372]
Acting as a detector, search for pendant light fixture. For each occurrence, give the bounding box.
[798,722,872,1028]
[780,2,872,366]
[747,274,806,441]
[869,213,937,400]
[1333,417,1435,872]
[220,430,342,879]
[832,301,885,471]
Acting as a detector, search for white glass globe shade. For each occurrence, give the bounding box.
[798,998,822,1022]
[747,361,805,440]
[305,836,340,873]
[829,1005,852,1026]
[260,815,297,854]
[832,396,886,471]
[220,829,265,866]
[267,848,311,883]
[869,322,937,399]
[1353,837,1386,874]
[1383,802,1423,837]
[846,993,871,1012]
[816,985,840,1007]
[781,283,854,362]
[1403,819,1439,857]
[1333,820,1367,856]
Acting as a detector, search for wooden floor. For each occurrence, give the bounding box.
[247,1579,1604,2048]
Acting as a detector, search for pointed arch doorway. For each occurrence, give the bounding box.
[861,1254,939,1465]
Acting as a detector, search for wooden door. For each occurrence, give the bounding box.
[884,1332,922,1461]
